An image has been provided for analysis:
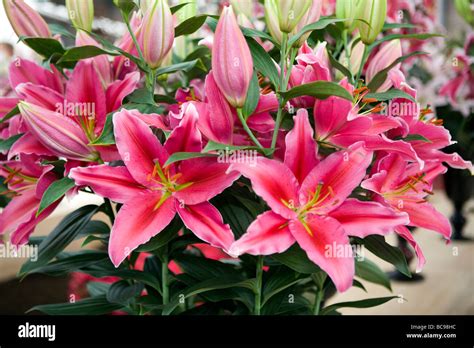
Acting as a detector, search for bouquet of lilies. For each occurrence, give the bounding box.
[0,0,472,315]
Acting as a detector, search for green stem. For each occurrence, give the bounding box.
[356,44,369,83]
[270,32,289,152]
[254,256,264,315]
[236,108,265,151]
[147,69,157,95]
[312,287,324,315]
[161,249,169,311]
[123,12,144,62]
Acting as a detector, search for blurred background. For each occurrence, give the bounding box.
[0,0,473,315]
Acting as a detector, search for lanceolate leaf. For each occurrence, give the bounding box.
[57,45,119,64]
[281,81,353,103]
[19,205,99,276]
[37,177,75,216]
[288,18,345,47]
[365,89,417,103]
[155,60,199,76]
[175,15,208,37]
[355,258,392,291]
[246,38,280,87]
[164,152,217,166]
[90,113,115,146]
[28,295,123,315]
[107,280,144,305]
[320,296,399,315]
[242,71,260,118]
[369,33,442,52]
[354,236,411,277]
[272,244,321,274]
[20,37,65,60]
[0,133,23,152]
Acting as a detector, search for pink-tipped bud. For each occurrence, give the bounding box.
[366,39,402,92]
[139,0,174,69]
[3,0,51,38]
[212,5,254,108]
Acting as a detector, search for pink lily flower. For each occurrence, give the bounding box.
[212,5,254,108]
[361,153,452,271]
[313,78,423,167]
[0,154,60,245]
[70,105,239,266]
[227,109,409,292]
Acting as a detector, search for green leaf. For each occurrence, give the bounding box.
[241,27,277,45]
[262,267,303,306]
[174,254,240,280]
[113,0,137,18]
[320,296,399,315]
[77,220,110,238]
[136,218,182,252]
[0,133,23,152]
[355,258,392,291]
[242,71,260,118]
[0,105,19,123]
[28,251,109,276]
[37,177,75,216]
[203,140,260,153]
[365,89,417,103]
[175,15,208,37]
[162,275,255,315]
[383,23,417,30]
[164,152,216,166]
[367,51,427,91]
[90,113,115,145]
[246,38,280,87]
[288,18,345,47]
[20,37,65,60]
[28,295,123,315]
[369,33,442,51]
[49,23,75,39]
[281,81,353,103]
[19,205,99,276]
[355,235,411,277]
[107,280,144,305]
[57,45,118,64]
[401,134,432,142]
[87,281,111,297]
[170,2,191,14]
[155,59,199,76]
[272,244,321,274]
[328,52,353,80]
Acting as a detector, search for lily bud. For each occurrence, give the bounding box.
[356,0,387,45]
[212,5,254,108]
[230,0,254,19]
[339,36,365,76]
[264,0,283,43]
[3,0,51,38]
[366,39,402,92]
[66,0,94,32]
[18,102,97,162]
[293,0,322,46]
[336,0,357,30]
[277,0,312,33]
[139,0,174,69]
[175,0,197,59]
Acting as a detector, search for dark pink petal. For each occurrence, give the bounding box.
[8,132,55,159]
[289,215,354,292]
[16,83,64,110]
[421,150,473,172]
[66,60,107,135]
[9,58,63,93]
[174,157,239,205]
[70,165,147,203]
[328,198,409,238]
[397,200,451,239]
[313,94,352,139]
[228,157,299,220]
[367,114,403,134]
[177,202,234,252]
[113,109,169,187]
[284,109,319,183]
[228,211,294,257]
[109,192,176,267]
[300,142,373,213]
[164,103,202,154]
[395,225,426,273]
[197,72,234,144]
[0,188,38,237]
[0,97,20,118]
[105,72,140,113]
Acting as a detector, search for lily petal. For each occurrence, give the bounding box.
[228,157,299,219]
[290,215,354,292]
[395,225,426,273]
[228,211,294,257]
[284,109,319,184]
[164,103,202,154]
[177,202,234,252]
[329,198,409,238]
[70,165,147,203]
[109,192,176,267]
